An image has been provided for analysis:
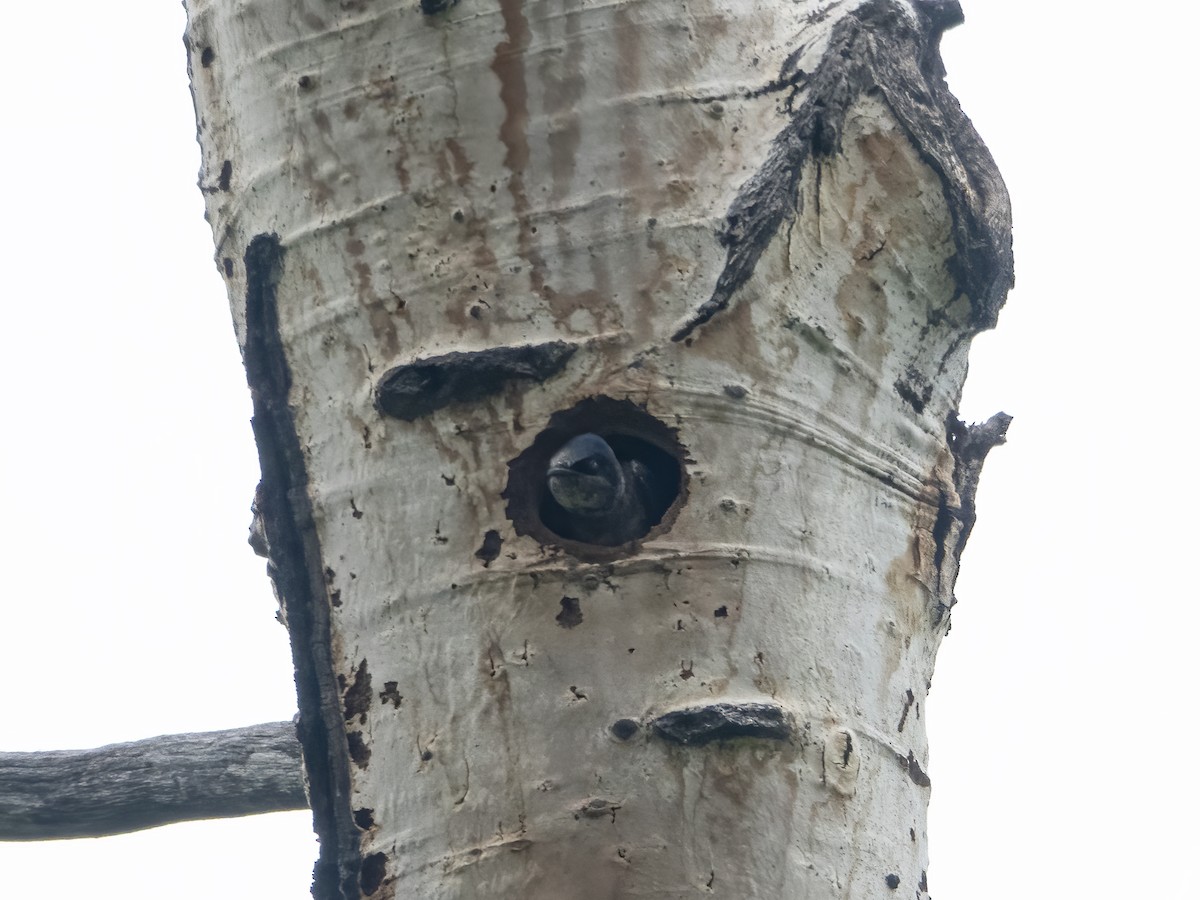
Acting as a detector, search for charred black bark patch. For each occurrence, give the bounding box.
[946,410,1012,556]
[673,0,1012,343]
[379,682,403,709]
[897,688,916,733]
[375,342,576,421]
[932,410,1011,624]
[340,659,372,725]
[905,750,932,787]
[895,367,933,414]
[474,529,502,567]
[556,596,583,629]
[914,0,965,34]
[359,852,387,896]
[242,234,361,900]
[651,702,791,747]
[347,731,371,769]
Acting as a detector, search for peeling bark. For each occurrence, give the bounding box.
[672,0,1012,343]
[947,410,1012,554]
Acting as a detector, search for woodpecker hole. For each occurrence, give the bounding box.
[503,396,687,558]
[611,718,640,740]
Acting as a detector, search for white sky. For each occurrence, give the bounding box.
[1,1,1196,898]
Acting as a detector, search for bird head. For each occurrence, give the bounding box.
[546,433,624,516]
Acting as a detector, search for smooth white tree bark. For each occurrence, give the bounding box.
[185,1,1011,897]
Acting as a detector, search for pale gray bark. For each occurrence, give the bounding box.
[0,722,304,841]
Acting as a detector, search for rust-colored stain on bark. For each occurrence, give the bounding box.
[856,129,922,208]
[612,8,647,209]
[835,267,889,371]
[493,0,548,296]
[541,7,585,202]
[444,138,474,189]
[313,108,333,139]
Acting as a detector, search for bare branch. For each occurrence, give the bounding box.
[0,721,306,841]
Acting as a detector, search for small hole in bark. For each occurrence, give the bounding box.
[884,873,901,890]
[556,596,583,628]
[503,396,687,557]
[200,46,215,67]
[353,808,375,830]
[611,718,639,740]
[714,605,728,618]
[420,748,433,761]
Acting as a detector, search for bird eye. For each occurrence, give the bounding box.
[576,458,601,474]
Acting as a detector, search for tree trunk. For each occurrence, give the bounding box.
[185,0,1011,897]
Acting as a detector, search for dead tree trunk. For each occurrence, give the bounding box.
[185,1,1011,897]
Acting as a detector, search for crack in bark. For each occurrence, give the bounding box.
[243,234,361,900]
[672,0,1012,343]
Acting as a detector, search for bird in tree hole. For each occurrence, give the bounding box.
[544,433,659,546]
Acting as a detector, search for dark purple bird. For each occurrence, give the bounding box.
[545,433,655,545]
